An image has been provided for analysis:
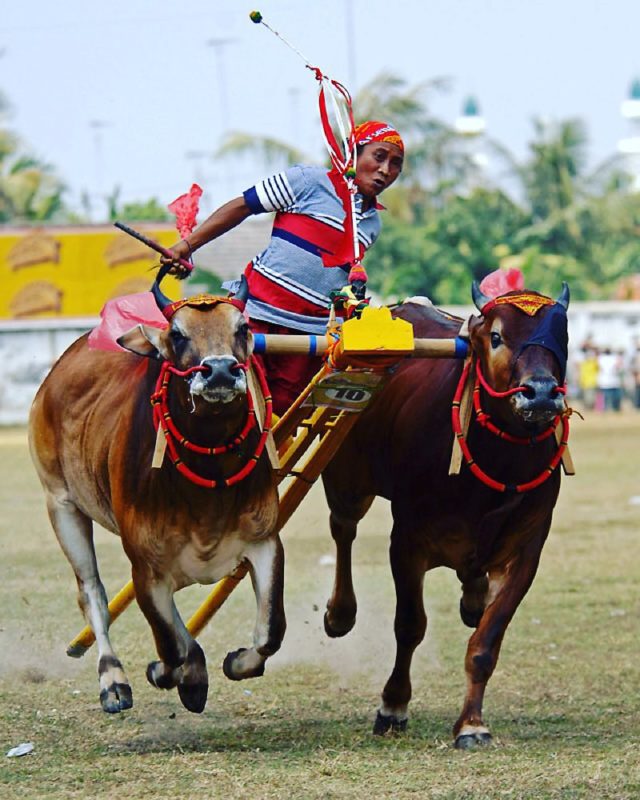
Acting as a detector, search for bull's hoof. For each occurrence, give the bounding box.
[177,680,208,714]
[146,660,178,690]
[459,598,483,629]
[222,648,266,681]
[323,610,355,638]
[373,710,408,736]
[455,731,493,749]
[99,682,133,713]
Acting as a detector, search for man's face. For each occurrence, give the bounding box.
[355,142,403,200]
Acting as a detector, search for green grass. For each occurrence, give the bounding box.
[0,414,639,799]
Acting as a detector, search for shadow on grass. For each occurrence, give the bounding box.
[107,711,449,757]
[103,705,621,758]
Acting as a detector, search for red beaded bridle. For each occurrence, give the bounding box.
[148,291,272,489]
[150,359,272,489]
[451,295,570,493]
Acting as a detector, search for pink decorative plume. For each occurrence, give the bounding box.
[479,267,524,298]
[168,183,203,239]
[88,293,168,352]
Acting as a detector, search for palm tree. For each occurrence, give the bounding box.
[519,117,589,220]
[215,132,309,171]
[0,96,66,223]
[213,71,456,177]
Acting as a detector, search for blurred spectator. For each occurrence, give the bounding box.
[577,345,599,410]
[596,348,623,411]
[629,338,640,410]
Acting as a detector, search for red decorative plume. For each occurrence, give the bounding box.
[168,184,203,238]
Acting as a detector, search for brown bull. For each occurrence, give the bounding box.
[29,276,285,714]
[321,283,570,748]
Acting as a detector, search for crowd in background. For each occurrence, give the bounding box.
[570,336,640,411]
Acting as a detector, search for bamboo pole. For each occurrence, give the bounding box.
[66,580,137,657]
[254,333,465,359]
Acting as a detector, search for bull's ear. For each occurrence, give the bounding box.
[117,324,166,359]
[246,328,255,359]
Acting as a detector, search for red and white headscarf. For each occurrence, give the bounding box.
[354,120,404,155]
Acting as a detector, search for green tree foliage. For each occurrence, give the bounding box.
[0,129,66,223]
[106,186,171,222]
[365,108,640,303]
[366,188,528,303]
[0,87,67,223]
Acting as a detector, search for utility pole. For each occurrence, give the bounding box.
[89,119,111,221]
[206,36,237,204]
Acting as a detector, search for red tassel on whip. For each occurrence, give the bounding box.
[168,183,203,239]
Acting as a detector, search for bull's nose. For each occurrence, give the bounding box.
[200,356,241,389]
[519,377,562,403]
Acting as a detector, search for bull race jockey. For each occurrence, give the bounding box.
[161,120,404,416]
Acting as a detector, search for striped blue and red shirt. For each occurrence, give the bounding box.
[236,165,383,334]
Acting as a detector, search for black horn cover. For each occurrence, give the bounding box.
[471,280,492,312]
[556,281,570,310]
[151,263,173,312]
[231,274,249,309]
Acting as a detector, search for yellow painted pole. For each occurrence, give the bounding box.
[185,563,249,638]
[66,580,136,658]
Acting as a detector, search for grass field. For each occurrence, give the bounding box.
[1,412,639,799]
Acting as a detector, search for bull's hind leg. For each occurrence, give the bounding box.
[46,493,132,713]
[323,497,374,638]
[454,530,547,749]
[222,535,286,680]
[133,574,208,714]
[375,526,427,735]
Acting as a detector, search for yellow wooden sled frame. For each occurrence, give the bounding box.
[69,305,554,657]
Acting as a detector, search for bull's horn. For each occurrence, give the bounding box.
[471,281,491,312]
[556,281,570,309]
[232,274,249,309]
[151,263,173,312]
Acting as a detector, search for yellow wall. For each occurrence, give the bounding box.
[0,225,182,319]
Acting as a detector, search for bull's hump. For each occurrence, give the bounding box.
[394,303,463,338]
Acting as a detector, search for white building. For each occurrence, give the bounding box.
[617,78,640,192]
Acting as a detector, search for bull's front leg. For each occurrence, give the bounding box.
[132,569,208,713]
[222,534,286,680]
[47,494,133,714]
[454,529,547,749]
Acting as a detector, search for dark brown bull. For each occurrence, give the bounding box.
[29,277,285,714]
[321,284,570,748]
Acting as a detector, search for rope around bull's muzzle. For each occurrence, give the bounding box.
[451,357,570,493]
[150,359,273,488]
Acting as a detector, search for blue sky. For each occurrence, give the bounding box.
[2,0,639,217]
